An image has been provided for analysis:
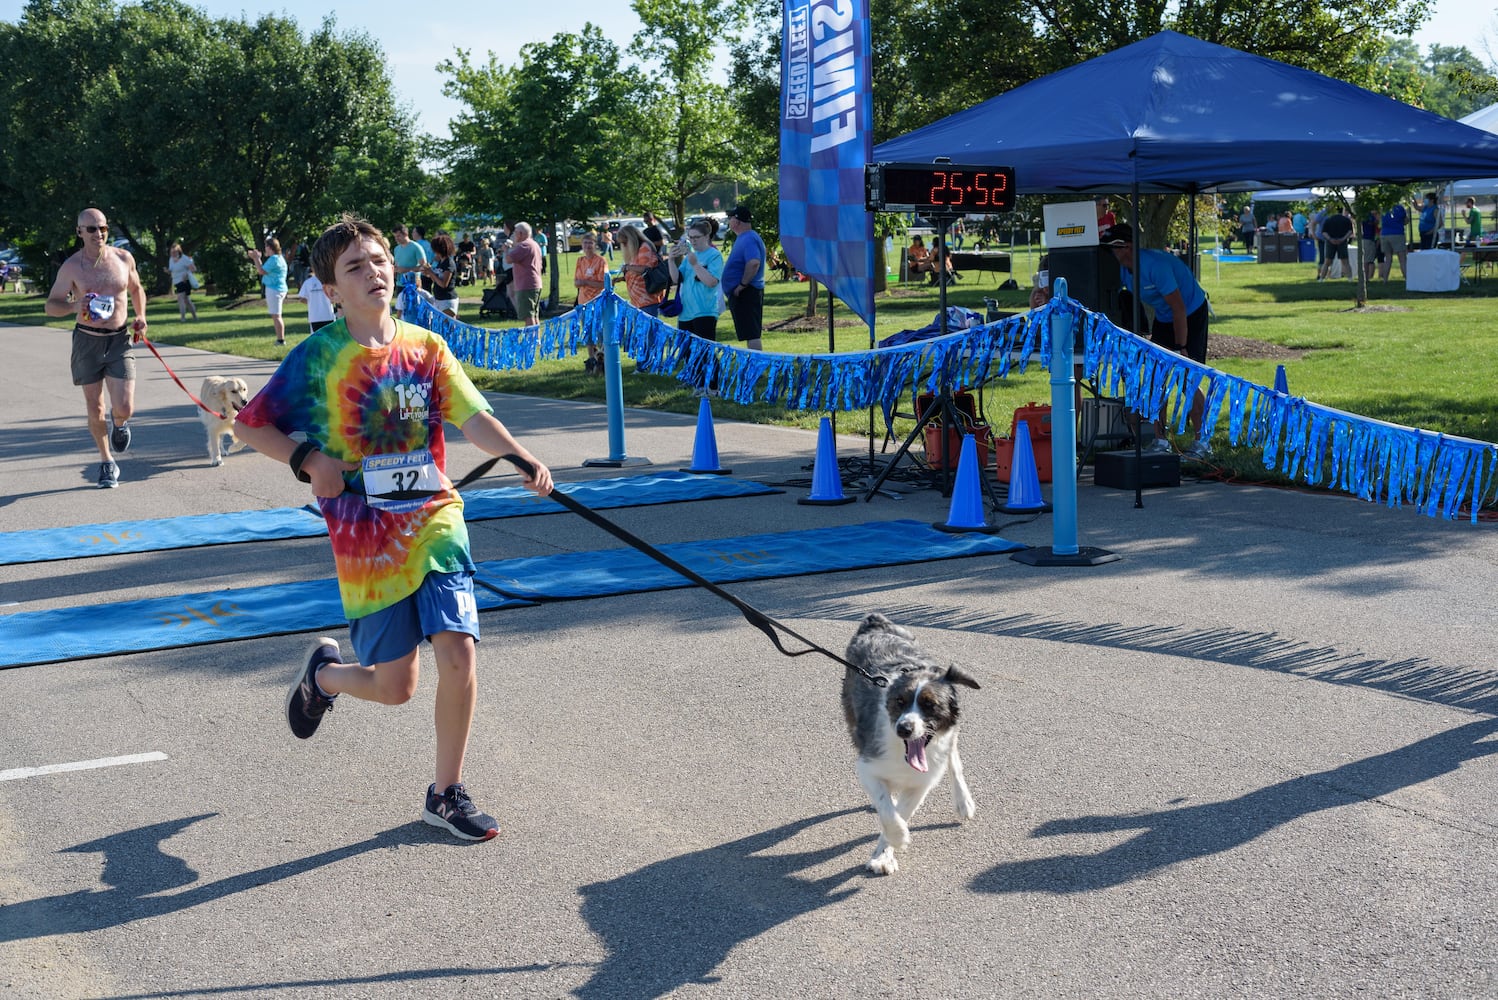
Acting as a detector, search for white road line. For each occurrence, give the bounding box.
[0,752,168,782]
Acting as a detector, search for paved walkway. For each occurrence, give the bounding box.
[3,322,1497,999]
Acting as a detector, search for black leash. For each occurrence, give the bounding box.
[495,454,888,687]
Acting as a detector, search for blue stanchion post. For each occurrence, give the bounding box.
[584,276,651,468]
[1011,278,1119,567]
[1049,281,1080,555]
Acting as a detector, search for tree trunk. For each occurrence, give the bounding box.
[804,278,819,318]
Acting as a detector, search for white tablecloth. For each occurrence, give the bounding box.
[1406,250,1461,292]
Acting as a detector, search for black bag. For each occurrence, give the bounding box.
[643,256,674,296]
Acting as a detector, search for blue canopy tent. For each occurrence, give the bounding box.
[873,31,1498,194]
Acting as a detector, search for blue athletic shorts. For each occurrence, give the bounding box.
[348,571,479,666]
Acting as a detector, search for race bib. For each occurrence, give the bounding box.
[86,293,116,322]
[362,450,443,513]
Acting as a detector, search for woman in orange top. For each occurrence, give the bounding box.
[618,224,665,316]
[907,235,935,276]
[574,232,610,373]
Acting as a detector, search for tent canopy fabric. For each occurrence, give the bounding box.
[1449,103,1498,197]
[873,31,1498,195]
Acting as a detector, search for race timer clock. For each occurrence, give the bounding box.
[865,162,1017,213]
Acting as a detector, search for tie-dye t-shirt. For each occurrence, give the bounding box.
[237,318,491,620]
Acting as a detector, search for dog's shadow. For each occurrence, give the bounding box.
[575,807,874,999]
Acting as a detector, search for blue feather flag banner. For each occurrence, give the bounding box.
[405,286,1497,522]
[779,0,875,326]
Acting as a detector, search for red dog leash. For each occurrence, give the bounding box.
[137,333,226,419]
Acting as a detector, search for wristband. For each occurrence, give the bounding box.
[289,440,318,483]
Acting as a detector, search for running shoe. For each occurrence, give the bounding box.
[422,783,500,841]
[97,461,119,489]
[285,637,340,739]
[1185,438,1213,461]
[1144,438,1173,455]
[110,420,131,453]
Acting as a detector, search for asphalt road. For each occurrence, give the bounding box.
[3,322,1497,999]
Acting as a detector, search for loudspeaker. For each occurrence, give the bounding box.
[1046,247,1127,335]
[1093,450,1180,489]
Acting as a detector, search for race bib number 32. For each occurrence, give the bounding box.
[362,450,442,513]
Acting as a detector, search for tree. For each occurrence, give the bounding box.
[440,25,644,309]
[0,0,421,295]
[632,0,754,229]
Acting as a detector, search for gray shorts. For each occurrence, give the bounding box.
[1380,233,1407,256]
[70,324,135,386]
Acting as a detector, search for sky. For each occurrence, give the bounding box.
[1,0,1493,140]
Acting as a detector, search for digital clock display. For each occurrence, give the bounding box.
[871,163,1017,213]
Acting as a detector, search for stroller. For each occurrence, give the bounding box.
[478,279,517,321]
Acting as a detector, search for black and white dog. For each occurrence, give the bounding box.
[841,613,980,875]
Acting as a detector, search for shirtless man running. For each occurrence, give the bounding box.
[44,207,148,488]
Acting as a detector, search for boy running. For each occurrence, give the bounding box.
[235,214,552,841]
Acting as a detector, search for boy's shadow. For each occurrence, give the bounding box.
[973,718,1498,895]
[0,814,434,942]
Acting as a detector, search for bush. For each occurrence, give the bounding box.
[195,241,256,298]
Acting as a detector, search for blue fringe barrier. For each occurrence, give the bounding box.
[403,287,1497,521]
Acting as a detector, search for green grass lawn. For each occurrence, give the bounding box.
[5,245,1495,460]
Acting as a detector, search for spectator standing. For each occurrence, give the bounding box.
[722,205,766,352]
[952,218,966,251]
[1418,192,1442,249]
[574,233,610,374]
[1292,209,1308,237]
[1466,197,1483,241]
[618,224,665,317]
[42,206,148,489]
[506,222,543,326]
[1359,209,1380,283]
[600,226,616,261]
[476,237,495,284]
[293,239,311,286]
[1310,204,1328,268]
[1317,205,1355,281]
[248,237,289,345]
[667,218,725,342]
[1096,198,1116,230]
[234,213,553,844]
[167,243,199,321]
[1238,204,1256,254]
[390,225,427,316]
[1379,202,1408,280]
[1101,223,1211,460]
[426,233,460,319]
[535,226,549,274]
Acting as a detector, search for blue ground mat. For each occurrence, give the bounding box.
[0,520,1023,669]
[0,472,779,566]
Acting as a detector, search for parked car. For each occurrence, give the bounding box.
[565,224,592,252]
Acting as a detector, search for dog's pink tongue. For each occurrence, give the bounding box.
[904,739,928,773]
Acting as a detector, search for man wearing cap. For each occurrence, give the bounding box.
[1102,222,1212,460]
[722,205,766,351]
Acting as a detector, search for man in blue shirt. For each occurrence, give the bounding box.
[1379,203,1408,280]
[721,205,766,351]
[1418,193,1442,250]
[1103,223,1212,460]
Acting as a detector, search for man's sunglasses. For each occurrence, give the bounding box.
[80,225,109,233]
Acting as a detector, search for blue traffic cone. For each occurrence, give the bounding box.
[1273,364,1289,395]
[935,434,1001,533]
[798,416,856,505]
[1000,421,1053,514]
[682,397,731,475]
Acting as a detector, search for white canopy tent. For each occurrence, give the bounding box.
[1448,103,1498,197]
